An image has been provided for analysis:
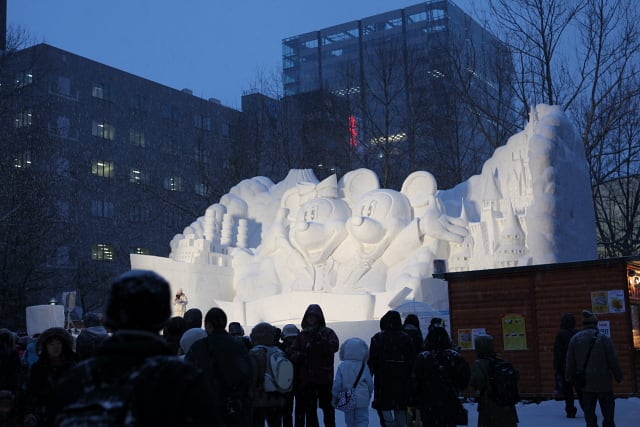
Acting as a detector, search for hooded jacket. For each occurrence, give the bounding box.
[332,337,374,409]
[553,313,576,375]
[26,327,77,427]
[367,310,416,410]
[288,304,339,385]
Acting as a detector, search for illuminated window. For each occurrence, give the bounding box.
[91,200,114,218]
[132,247,152,255]
[129,168,148,184]
[370,132,407,145]
[91,160,114,178]
[92,120,115,140]
[15,109,33,128]
[92,243,114,261]
[13,151,32,169]
[164,176,184,192]
[129,129,146,147]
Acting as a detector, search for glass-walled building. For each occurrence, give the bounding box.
[283,0,515,189]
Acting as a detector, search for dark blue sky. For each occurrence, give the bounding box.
[8,0,480,109]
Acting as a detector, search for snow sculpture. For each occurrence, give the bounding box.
[131,105,597,325]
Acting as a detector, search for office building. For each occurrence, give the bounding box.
[282,0,514,188]
[0,43,241,325]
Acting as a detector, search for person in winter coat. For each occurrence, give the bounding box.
[163,315,187,355]
[469,334,518,427]
[280,324,301,427]
[187,307,255,427]
[249,322,287,427]
[553,313,578,417]
[75,312,108,360]
[288,304,339,427]
[411,327,470,427]
[368,310,417,427]
[403,314,424,426]
[54,269,215,427]
[566,310,623,427]
[0,328,22,426]
[24,327,77,427]
[230,321,253,350]
[332,337,374,427]
[403,314,424,353]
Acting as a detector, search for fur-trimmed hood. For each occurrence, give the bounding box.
[37,327,74,356]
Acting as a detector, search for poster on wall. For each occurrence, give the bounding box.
[458,328,486,350]
[502,313,527,350]
[598,320,611,337]
[608,290,625,313]
[591,290,626,314]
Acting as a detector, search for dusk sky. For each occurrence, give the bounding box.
[8,0,482,110]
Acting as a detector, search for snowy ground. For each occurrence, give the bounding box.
[329,397,640,426]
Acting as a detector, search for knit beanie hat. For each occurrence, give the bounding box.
[582,310,598,326]
[180,328,207,354]
[281,324,300,339]
[250,322,275,346]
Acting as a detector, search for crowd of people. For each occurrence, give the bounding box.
[0,269,624,427]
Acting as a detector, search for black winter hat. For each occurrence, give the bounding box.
[582,310,598,326]
[105,270,171,332]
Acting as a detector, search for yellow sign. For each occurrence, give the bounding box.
[502,314,527,350]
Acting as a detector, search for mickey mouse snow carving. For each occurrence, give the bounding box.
[337,170,468,293]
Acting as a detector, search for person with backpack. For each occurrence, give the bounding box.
[332,337,373,427]
[52,269,215,427]
[186,307,255,427]
[469,334,519,427]
[553,313,579,418]
[368,310,417,427]
[288,304,339,427]
[566,310,623,427]
[249,322,289,427]
[411,327,470,427]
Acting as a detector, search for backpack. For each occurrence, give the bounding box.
[55,357,161,427]
[254,345,294,393]
[421,349,470,399]
[486,357,520,406]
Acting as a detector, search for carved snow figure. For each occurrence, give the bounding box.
[289,195,351,292]
[132,104,598,326]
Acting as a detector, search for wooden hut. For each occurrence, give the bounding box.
[439,257,640,399]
